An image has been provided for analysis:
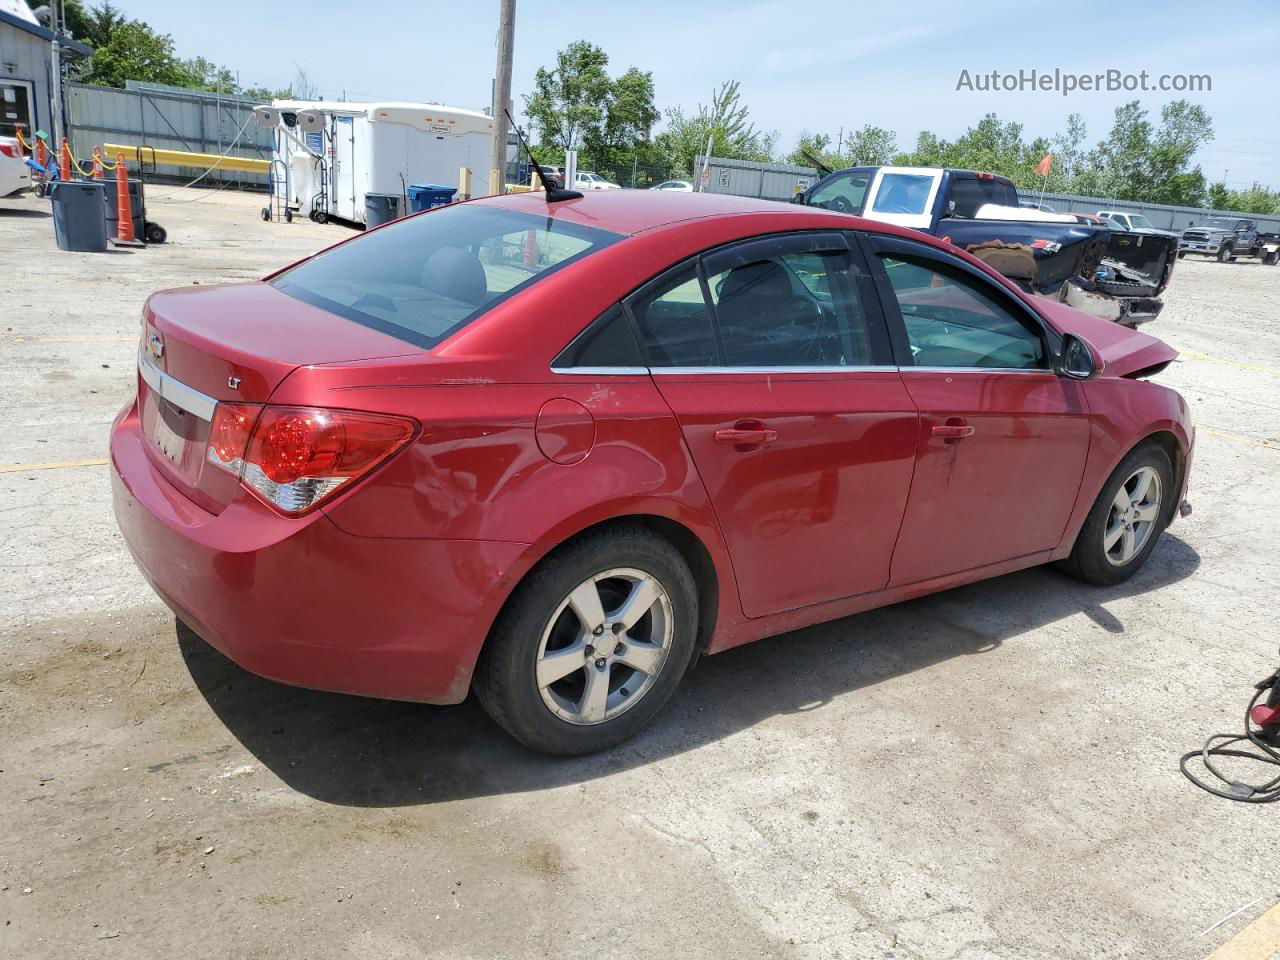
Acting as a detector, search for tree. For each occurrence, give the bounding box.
[524,40,614,154]
[79,19,200,88]
[80,1,125,48]
[600,67,658,156]
[1072,100,1212,205]
[843,125,897,166]
[1048,113,1087,191]
[654,81,775,176]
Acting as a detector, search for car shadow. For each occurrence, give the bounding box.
[0,206,50,218]
[178,534,1200,807]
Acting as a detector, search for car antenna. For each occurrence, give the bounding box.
[800,150,833,177]
[506,110,582,202]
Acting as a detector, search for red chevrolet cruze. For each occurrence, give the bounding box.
[111,190,1193,754]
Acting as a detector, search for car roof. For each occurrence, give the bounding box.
[474,189,848,237]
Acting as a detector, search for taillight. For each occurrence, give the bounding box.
[207,402,261,474]
[0,143,17,159]
[205,403,416,515]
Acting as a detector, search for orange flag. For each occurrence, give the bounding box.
[1035,153,1053,177]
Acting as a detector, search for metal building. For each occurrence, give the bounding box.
[0,1,90,140]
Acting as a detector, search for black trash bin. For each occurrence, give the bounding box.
[49,181,108,252]
[364,193,402,229]
[101,177,144,241]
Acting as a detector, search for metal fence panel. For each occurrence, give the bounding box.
[66,81,273,188]
[694,155,817,202]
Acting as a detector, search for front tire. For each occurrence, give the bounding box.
[1217,244,1232,262]
[474,526,699,755]
[1058,441,1174,586]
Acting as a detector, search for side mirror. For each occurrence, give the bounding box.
[1058,334,1100,380]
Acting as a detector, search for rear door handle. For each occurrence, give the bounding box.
[715,423,778,446]
[931,420,975,440]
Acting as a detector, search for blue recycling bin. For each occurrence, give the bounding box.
[406,184,457,213]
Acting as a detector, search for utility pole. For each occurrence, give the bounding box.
[489,0,515,196]
[50,0,64,147]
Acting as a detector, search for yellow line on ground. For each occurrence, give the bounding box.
[1206,900,1280,960]
[9,336,137,343]
[1198,427,1280,452]
[0,458,110,474]
[1180,348,1280,379]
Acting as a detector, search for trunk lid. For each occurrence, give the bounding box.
[144,283,417,403]
[139,282,418,511]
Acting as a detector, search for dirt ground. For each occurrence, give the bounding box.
[2,187,1278,959]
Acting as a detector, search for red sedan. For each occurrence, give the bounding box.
[111,190,1193,755]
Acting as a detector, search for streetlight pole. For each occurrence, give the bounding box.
[489,0,515,196]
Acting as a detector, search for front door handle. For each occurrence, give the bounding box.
[931,419,975,440]
[715,421,778,446]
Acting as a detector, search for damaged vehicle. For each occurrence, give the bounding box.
[795,166,1178,327]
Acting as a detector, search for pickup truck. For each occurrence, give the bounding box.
[794,165,1177,326]
[1179,217,1280,265]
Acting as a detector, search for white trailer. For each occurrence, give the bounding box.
[256,100,497,226]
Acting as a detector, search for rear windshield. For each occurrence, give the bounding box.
[271,204,622,349]
[948,177,1019,217]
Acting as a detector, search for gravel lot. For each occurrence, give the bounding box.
[2,187,1277,959]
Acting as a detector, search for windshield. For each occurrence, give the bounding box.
[871,174,934,215]
[1197,218,1234,230]
[1130,215,1154,229]
[271,205,621,349]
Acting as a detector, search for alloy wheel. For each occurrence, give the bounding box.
[1103,466,1162,566]
[535,567,674,725]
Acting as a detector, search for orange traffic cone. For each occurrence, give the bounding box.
[113,153,142,246]
[59,138,71,181]
[36,138,47,169]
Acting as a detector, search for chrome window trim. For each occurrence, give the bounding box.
[549,366,650,376]
[137,349,218,421]
[651,365,901,375]
[551,364,905,375]
[902,366,1053,375]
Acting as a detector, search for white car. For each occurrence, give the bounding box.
[573,171,620,191]
[0,136,31,197]
[652,180,694,192]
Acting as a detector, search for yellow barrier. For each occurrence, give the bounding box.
[103,143,270,175]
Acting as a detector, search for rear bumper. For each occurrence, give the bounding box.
[1061,279,1162,326]
[110,401,528,703]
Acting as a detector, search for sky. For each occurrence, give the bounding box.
[116,0,1280,188]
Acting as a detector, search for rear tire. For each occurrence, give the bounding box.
[1058,441,1174,586]
[474,526,698,755]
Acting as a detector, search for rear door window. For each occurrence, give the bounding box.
[271,205,621,349]
[705,248,875,367]
[628,267,720,367]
